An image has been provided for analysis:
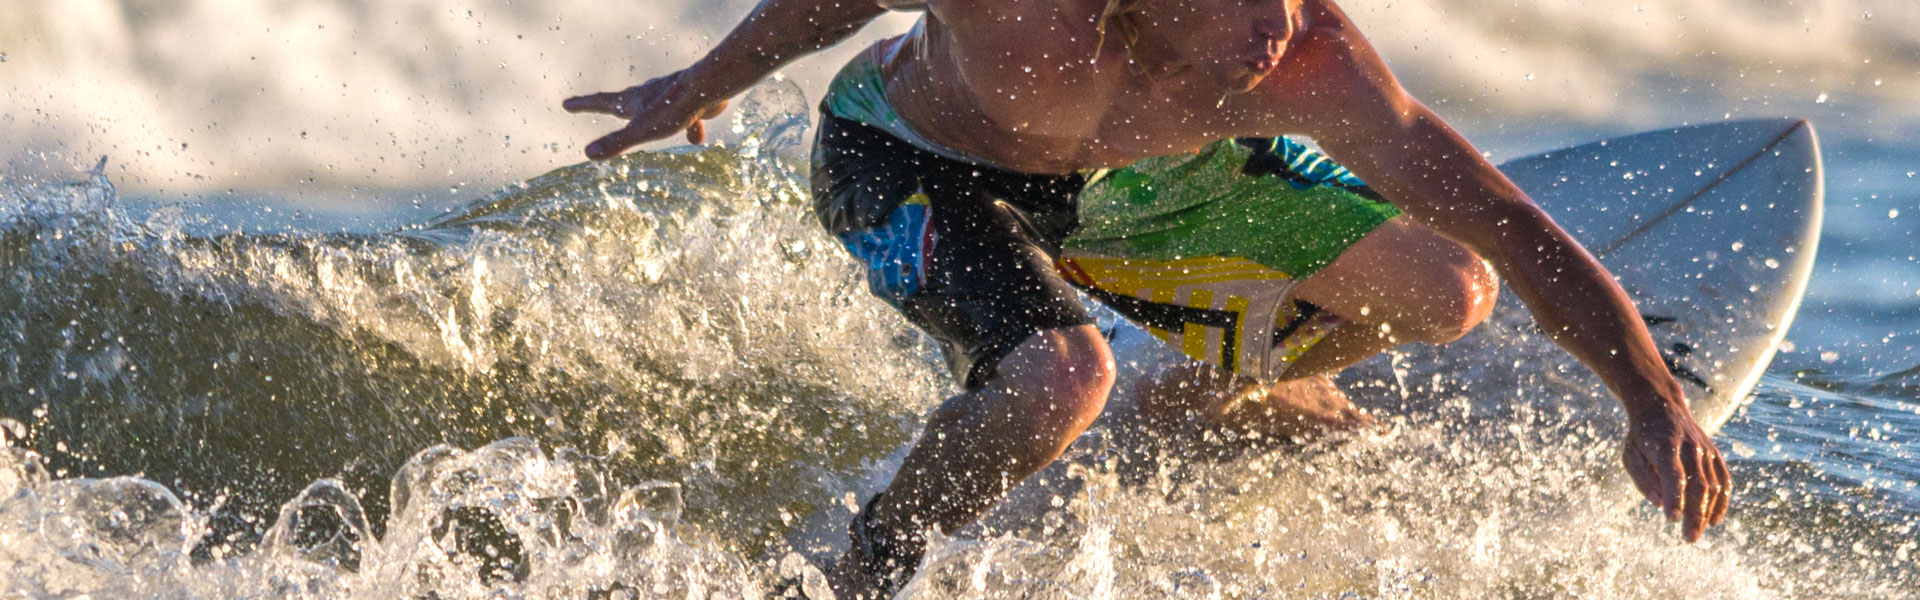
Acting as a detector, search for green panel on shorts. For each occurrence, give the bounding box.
[1065,139,1403,278]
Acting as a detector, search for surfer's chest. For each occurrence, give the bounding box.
[924,56,1249,159]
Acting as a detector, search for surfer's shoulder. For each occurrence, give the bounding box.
[1255,1,1411,116]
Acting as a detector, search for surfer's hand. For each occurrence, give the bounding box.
[564,71,729,159]
[1623,404,1730,542]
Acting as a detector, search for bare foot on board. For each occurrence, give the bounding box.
[1132,364,1377,450]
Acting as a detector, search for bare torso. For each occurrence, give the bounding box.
[884,0,1346,173]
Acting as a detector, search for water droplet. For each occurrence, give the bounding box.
[1891,209,1901,219]
[1730,241,1744,251]
[1764,258,1780,269]
[0,53,8,63]
[1524,73,1534,81]
[1815,93,1829,103]
[1820,351,1839,363]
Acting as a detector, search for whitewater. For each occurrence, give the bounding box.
[2,0,1917,598]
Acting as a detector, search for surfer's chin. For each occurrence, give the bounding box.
[1220,71,1268,96]
[1216,63,1274,95]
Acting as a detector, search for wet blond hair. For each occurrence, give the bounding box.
[1094,0,1149,63]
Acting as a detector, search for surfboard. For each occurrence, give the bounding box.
[1100,117,1824,435]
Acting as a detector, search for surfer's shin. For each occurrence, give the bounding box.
[859,326,1114,572]
[870,376,1112,535]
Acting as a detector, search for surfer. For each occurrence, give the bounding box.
[564,0,1732,596]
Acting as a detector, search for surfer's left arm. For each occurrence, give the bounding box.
[563,0,889,159]
[1293,1,1730,542]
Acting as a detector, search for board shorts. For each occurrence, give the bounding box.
[813,46,1403,389]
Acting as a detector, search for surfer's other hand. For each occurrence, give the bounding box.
[564,71,729,159]
[1623,404,1731,542]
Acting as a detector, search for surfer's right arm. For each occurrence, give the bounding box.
[563,0,891,159]
[1283,0,1731,542]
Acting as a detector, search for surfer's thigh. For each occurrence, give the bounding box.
[811,114,1096,390]
[1291,215,1499,344]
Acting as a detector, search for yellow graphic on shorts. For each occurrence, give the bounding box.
[1056,252,1335,379]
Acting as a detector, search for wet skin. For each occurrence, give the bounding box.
[564,0,1732,594]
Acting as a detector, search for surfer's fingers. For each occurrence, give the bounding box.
[1623,443,1665,510]
[1695,443,1728,528]
[683,101,729,144]
[1625,454,1662,506]
[1711,451,1733,526]
[563,91,628,116]
[1661,446,1686,523]
[1682,446,1710,541]
[1705,476,1728,530]
[587,123,673,160]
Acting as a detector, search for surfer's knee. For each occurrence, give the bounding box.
[992,325,1116,437]
[1307,223,1497,343]
[1299,217,1495,344]
[1398,245,1497,344]
[1419,249,1497,343]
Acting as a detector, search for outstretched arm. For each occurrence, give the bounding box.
[1291,2,1729,541]
[565,0,889,158]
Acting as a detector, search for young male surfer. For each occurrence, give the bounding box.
[564,0,1732,596]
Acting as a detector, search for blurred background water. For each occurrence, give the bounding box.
[2,0,1916,597]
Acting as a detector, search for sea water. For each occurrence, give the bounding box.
[1,79,1914,598]
[5,0,1919,595]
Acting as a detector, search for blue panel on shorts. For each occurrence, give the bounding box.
[837,198,933,307]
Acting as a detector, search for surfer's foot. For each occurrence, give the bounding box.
[1134,365,1375,448]
[1209,373,1375,441]
[822,495,923,600]
[822,553,890,600]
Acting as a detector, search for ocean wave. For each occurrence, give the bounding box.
[0,82,941,559]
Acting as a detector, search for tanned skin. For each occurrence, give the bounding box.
[565,0,1731,595]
